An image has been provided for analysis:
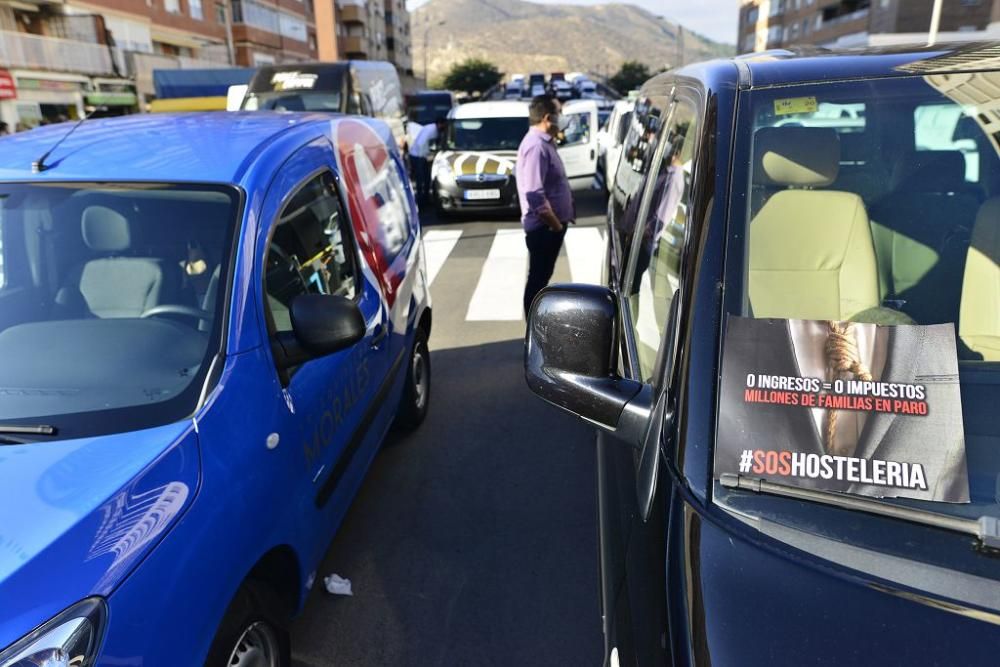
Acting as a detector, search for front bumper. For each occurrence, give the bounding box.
[435,173,520,213]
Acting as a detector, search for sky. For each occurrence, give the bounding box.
[405,0,738,45]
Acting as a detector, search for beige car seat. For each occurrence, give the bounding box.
[960,197,1000,360]
[749,127,881,321]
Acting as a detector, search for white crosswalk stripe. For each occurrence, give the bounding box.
[563,227,605,285]
[465,229,528,321]
[422,229,463,286]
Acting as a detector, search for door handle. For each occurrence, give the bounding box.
[370,324,386,349]
[590,149,595,160]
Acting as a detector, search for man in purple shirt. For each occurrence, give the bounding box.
[517,95,575,315]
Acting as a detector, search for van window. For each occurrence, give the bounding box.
[627,99,697,381]
[265,172,357,334]
[447,117,527,151]
[558,111,591,147]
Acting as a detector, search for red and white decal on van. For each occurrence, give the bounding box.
[334,118,411,308]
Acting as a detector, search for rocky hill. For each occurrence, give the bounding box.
[412,0,733,85]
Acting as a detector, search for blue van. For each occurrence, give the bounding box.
[0,112,432,665]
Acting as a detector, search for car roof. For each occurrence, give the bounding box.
[0,112,342,183]
[451,100,529,119]
[710,41,1000,88]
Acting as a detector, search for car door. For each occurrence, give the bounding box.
[256,140,392,556]
[599,85,703,667]
[558,99,599,183]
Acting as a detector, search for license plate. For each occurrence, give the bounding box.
[463,189,501,201]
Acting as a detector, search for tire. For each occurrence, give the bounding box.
[395,327,431,431]
[204,580,291,667]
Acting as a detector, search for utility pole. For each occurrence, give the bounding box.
[928,0,943,46]
[220,0,236,65]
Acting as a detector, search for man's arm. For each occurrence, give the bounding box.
[520,145,564,232]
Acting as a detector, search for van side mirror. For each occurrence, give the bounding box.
[525,284,653,441]
[272,294,365,370]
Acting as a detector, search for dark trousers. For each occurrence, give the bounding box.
[524,226,567,316]
[411,157,431,203]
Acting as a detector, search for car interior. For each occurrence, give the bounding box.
[0,186,234,420]
[745,86,1000,509]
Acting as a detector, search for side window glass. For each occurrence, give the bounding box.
[610,94,672,275]
[558,112,591,147]
[265,172,357,334]
[627,100,698,382]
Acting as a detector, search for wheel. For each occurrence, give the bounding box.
[204,581,290,667]
[395,327,431,431]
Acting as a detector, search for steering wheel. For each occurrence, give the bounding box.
[140,304,212,325]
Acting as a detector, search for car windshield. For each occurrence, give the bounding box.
[722,73,1000,523]
[243,91,342,112]
[0,183,239,438]
[447,117,527,151]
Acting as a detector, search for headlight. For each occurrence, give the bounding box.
[0,598,106,667]
[432,157,455,186]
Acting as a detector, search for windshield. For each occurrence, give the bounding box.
[408,96,452,124]
[243,91,343,112]
[722,73,1000,525]
[447,117,527,151]
[0,183,239,438]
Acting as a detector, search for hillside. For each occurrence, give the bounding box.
[412,0,734,85]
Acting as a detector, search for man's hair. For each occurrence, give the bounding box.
[434,117,448,126]
[529,95,559,125]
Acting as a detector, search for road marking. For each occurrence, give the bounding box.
[422,229,463,286]
[466,229,527,321]
[564,226,605,285]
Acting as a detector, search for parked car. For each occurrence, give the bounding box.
[596,99,634,192]
[551,79,574,101]
[431,100,528,215]
[525,43,1000,665]
[558,98,600,189]
[241,61,406,148]
[528,73,546,98]
[0,112,432,666]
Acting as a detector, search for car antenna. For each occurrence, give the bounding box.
[32,105,107,174]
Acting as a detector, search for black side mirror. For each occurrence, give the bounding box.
[272,294,365,370]
[525,284,652,437]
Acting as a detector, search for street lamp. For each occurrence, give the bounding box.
[423,19,445,85]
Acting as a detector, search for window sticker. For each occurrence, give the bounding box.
[716,317,969,502]
[773,96,818,115]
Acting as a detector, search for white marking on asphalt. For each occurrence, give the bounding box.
[466,229,527,321]
[422,229,463,286]
[564,226,605,285]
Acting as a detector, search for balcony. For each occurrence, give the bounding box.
[0,30,120,76]
[341,34,366,56]
[340,4,365,24]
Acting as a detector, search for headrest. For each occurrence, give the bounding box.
[898,150,966,194]
[81,206,130,252]
[753,127,840,187]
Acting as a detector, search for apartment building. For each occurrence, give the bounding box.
[0,0,317,127]
[315,0,412,75]
[738,0,1000,53]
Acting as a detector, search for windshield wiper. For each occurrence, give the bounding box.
[720,473,1000,550]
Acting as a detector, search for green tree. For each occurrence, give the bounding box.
[608,61,653,95]
[442,58,503,94]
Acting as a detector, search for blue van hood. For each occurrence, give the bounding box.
[0,422,198,649]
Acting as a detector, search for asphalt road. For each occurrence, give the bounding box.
[290,190,609,667]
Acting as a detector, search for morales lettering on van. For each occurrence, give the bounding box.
[301,346,371,471]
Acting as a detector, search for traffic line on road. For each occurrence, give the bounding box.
[564,227,605,285]
[466,229,527,321]
[422,229,463,286]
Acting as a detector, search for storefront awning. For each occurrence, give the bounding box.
[86,92,138,107]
